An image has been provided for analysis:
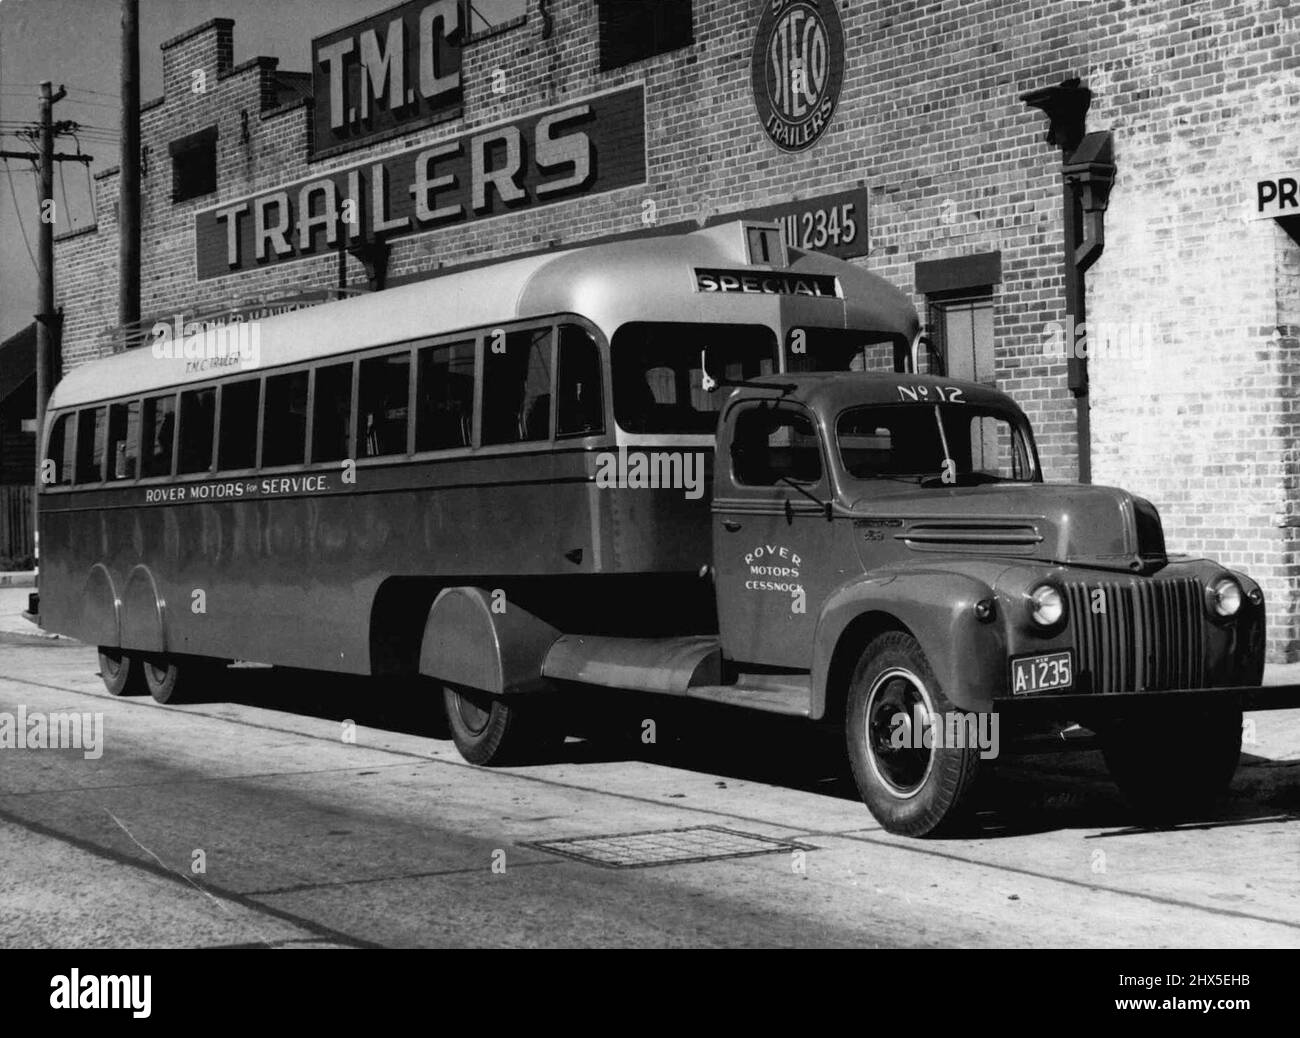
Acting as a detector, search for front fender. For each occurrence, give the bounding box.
[811,569,1008,718]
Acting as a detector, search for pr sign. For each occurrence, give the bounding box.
[194,86,647,281]
[751,0,846,152]
[1251,171,1300,220]
[312,0,464,159]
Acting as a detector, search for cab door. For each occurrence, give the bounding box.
[713,400,834,669]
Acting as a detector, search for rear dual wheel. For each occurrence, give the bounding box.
[98,647,145,697]
[96,647,224,704]
[444,685,564,766]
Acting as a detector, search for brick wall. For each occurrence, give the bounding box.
[54,0,1300,657]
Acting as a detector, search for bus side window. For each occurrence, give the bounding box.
[219,378,260,470]
[359,352,411,457]
[44,413,74,486]
[556,325,603,438]
[73,406,108,485]
[178,387,216,475]
[262,371,308,468]
[107,401,140,480]
[416,340,475,451]
[312,362,354,463]
[483,328,552,445]
[141,394,176,478]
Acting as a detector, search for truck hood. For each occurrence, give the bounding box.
[846,482,1167,573]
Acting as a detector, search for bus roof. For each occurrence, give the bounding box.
[49,221,920,411]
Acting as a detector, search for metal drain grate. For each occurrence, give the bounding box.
[524,825,815,869]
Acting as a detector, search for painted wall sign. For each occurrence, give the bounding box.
[750,0,846,152]
[312,0,464,158]
[195,85,646,281]
[694,269,840,297]
[711,187,869,259]
[1251,171,1300,220]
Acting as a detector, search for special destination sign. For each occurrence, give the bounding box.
[194,85,646,281]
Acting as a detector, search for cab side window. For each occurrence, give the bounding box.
[731,405,822,487]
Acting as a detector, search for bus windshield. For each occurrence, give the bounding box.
[838,402,1039,486]
[612,323,778,434]
[788,328,907,373]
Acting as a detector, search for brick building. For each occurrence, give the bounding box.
[53,0,1300,656]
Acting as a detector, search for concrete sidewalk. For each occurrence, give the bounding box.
[0,570,35,589]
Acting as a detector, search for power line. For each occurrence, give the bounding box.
[3,157,39,274]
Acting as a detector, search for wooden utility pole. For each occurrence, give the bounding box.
[120,0,141,335]
[34,80,65,554]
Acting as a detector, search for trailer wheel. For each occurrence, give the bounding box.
[1100,705,1242,819]
[141,655,223,705]
[443,685,562,765]
[98,647,145,697]
[845,632,984,837]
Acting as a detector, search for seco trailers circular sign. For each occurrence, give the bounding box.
[751,0,846,152]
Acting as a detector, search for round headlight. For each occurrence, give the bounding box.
[1029,584,1064,627]
[1209,577,1242,617]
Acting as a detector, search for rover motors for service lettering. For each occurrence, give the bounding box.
[751,0,846,152]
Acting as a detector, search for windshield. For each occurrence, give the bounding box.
[837,403,1038,486]
[612,322,778,434]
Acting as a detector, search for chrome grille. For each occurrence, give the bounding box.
[1064,578,1205,693]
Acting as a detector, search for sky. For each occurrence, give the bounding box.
[0,0,525,344]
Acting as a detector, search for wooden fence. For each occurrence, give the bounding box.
[0,485,34,565]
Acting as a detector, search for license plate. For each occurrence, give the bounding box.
[1011,651,1073,695]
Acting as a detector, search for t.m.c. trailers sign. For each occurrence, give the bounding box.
[194,85,647,281]
[312,0,463,158]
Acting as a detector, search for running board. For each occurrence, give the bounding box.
[541,635,812,717]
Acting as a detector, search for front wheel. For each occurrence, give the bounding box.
[1100,705,1242,820]
[845,632,984,837]
[443,685,563,765]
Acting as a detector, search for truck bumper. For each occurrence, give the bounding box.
[992,682,1300,718]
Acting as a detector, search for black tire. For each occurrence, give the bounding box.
[1100,704,1242,820]
[141,655,224,705]
[443,685,563,765]
[845,631,984,837]
[98,647,145,696]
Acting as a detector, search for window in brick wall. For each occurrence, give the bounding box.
[597,0,693,71]
[170,126,217,204]
[927,293,995,384]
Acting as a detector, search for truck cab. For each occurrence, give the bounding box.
[444,367,1288,836]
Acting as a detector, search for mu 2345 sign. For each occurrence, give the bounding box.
[751,0,846,152]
